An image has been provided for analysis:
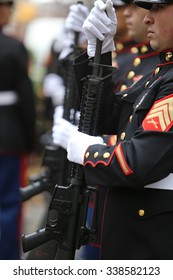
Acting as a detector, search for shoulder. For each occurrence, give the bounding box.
[0,33,26,51]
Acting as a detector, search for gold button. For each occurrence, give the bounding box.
[138,209,145,217]
[122,92,128,97]
[140,45,148,53]
[131,47,138,54]
[133,57,141,67]
[120,132,126,141]
[121,85,127,92]
[94,152,99,159]
[116,42,124,51]
[129,115,133,123]
[85,152,90,159]
[103,152,110,159]
[165,52,173,61]
[145,81,150,88]
[127,71,135,79]
[154,67,160,75]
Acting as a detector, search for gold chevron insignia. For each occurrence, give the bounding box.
[115,143,133,176]
[142,94,173,131]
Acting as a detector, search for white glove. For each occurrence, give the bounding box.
[53,106,80,125]
[53,105,64,121]
[52,118,78,150]
[65,3,89,34]
[67,130,104,165]
[43,74,65,106]
[83,0,117,57]
[59,3,89,60]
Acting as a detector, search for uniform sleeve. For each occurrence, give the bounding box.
[15,42,36,152]
[83,80,173,189]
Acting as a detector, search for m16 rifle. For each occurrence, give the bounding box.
[21,144,67,202]
[22,38,115,260]
[20,3,83,203]
[21,2,86,260]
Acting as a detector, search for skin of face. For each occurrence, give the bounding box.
[123,4,148,42]
[115,6,129,41]
[0,3,13,28]
[144,4,173,52]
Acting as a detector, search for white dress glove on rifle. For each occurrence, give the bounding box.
[67,130,104,165]
[53,105,64,121]
[83,0,117,57]
[59,3,89,60]
[43,74,65,106]
[53,106,80,126]
[52,118,78,150]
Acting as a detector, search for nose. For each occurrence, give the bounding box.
[123,5,132,17]
[143,11,153,25]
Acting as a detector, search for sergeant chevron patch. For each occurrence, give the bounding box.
[142,94,173,131]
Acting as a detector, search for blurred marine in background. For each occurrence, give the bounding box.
[0,0,36,259]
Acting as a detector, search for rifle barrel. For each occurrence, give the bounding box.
[20,181,44,202]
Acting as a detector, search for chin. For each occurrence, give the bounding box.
[128,30,134,38]
[149,41,159,51]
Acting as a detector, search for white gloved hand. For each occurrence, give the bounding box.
[65,3,89,34]
[83,0,117,57]
[67,130,104,165]
[53,106,80,125]
[53,105,64,121]
[43,74,65,106]
[52,118,78,150]
[59,3,89,60]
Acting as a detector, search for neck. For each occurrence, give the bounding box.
[115,33,130,42]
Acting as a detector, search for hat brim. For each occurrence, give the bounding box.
[134,0,171,9]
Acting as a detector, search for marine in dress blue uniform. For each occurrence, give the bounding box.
[77,0,160,260]
[71,0,173,259]
[0,0,35,259]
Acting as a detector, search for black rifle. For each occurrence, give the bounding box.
[22,39,115,259]
[20,3,83,203]
[21,3,84,260]
[21,144,69,202]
